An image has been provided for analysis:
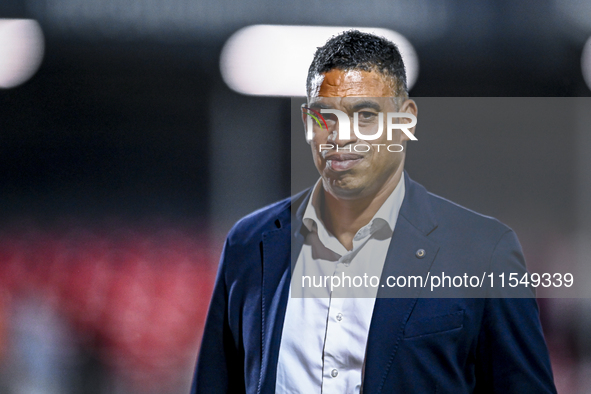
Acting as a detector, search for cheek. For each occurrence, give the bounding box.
[371,151,397,171]
[310,145,326,169]
[387,129,406,143]
[312,129,330,144]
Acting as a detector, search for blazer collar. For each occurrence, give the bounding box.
[291,171,438,237]
[398,170,438,235]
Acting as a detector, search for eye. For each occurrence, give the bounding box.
[322,113,338,124]
[358,111,377,121]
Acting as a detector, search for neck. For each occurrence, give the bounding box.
[322,166,404,251]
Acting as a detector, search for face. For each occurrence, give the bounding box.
[305,69,417,200]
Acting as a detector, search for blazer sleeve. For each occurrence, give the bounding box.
[191,239,245,394]
[474,230,557,393]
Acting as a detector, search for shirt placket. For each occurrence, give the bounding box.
[321,223,375,393]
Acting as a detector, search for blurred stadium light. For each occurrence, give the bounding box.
[220,25,419,96]
[582,36,591,92]
[0,19,44,89]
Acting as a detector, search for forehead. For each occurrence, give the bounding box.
[309,69,396,110]
[317,69,393,98]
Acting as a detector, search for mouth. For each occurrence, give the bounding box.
[325,153,365,172]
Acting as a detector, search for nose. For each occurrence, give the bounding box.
[326,115,358,147]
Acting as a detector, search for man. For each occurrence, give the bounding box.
[192,30,556,393]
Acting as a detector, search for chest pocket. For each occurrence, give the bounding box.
[403,310,464,339]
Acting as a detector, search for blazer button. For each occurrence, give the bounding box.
[415,249,426,258]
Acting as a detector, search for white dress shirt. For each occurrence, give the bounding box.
[276,176,405,394]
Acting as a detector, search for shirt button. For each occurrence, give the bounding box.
[331,369,338,378]
[336,313,343,321]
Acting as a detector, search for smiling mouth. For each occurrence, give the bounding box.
[325,153,364,172]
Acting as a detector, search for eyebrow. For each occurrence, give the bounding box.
[308,100,383,112]
[308,102,332,110]
[350,100,382,112]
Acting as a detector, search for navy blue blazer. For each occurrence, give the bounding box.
[192,172,556,393]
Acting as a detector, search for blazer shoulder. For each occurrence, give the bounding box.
[426,190,513,243]
[226,196,292,247]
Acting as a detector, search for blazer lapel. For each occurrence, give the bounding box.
[363,172,440,394]
[258,189,311,394]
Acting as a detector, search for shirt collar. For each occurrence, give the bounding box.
[302,175,406,238]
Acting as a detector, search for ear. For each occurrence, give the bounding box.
[301,103,312,145]
[399,99,418,141]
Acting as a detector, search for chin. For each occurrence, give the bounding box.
[324,179,368,200]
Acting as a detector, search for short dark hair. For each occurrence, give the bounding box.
[306,30,407,97]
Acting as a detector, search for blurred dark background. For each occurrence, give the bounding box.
[1,0,591,392]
